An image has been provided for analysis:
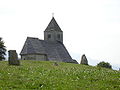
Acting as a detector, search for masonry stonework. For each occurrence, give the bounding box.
[8,50,20,65]
[20,17,77,63]
[21,54,47,61]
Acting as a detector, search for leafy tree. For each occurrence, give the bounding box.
[97,61,112,69]
[0,37,6,61]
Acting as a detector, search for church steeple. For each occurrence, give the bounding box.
[44,17,62,32]
[44,17,63,43]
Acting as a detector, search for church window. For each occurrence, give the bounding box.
[57,34,60,39]
[48,34,51,39]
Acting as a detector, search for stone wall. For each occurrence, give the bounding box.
[21,54,47,61]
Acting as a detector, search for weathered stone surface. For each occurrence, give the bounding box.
[8,50,20,65]
[53,62,59,66]
[20,37,73,62]
[44,17,63,43]
[80,54,88,65]
[72,59,78,64]
[20,17,74,63]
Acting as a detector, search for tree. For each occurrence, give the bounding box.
[0,37,6,61]
[80,54,88,65]
[97,61,112,69]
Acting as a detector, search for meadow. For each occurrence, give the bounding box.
[0,60,120,90]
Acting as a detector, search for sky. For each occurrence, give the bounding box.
[0,0,120,70]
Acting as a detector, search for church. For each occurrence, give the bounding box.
[20,16,78,63]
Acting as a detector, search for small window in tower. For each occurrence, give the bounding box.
[48,34,51,39]
[57,34,60,39]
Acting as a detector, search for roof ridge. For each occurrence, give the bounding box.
[27,37,39,39]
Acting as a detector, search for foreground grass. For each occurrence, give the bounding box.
[0,60,120,90]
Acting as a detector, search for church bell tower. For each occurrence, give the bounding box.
[44,17,63,43]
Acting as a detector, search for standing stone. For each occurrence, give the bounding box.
[80,54,88,65]
[8,50,20,65]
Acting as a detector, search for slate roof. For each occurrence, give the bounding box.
[45,17,62,32]
[20,37,73,62]
[20,37,46,55]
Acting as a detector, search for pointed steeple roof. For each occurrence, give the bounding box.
[45,17,62,32]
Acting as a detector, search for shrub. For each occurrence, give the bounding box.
[97,61,112,69]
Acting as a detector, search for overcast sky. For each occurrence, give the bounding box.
[0,0,120,69]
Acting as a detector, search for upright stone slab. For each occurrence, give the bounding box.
[80,54,88,65]
[8,50,20,65]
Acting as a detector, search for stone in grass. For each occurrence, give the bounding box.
[80,54,88,65]
[53,62,59,66]
[8,50,20,66]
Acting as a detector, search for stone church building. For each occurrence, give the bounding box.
[20,17,77,63]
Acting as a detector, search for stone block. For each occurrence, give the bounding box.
[53,62,59,66]
[80,54,88,65]
[8,50,20,65]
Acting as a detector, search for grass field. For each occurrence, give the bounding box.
[0,60,120,90]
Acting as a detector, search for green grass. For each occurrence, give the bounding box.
[0,60,120,90]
